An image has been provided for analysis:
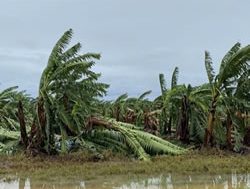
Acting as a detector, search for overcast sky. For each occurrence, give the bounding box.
[0,0,250,99]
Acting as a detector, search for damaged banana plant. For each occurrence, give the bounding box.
[83,117,187,161]
[30,29,108,154]
[0,29,186,160]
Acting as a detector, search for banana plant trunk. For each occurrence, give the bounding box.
[204,93,218,147]
[161,108,168,135]
[244,125,250,146]
[167,117,172,135]
[36,95,55,154]
[115,106,120,121]
[178,95,190,143]
[37,98,46,141]
[43,97,55,154]
[17,100,28,148]
[226,112,233,150]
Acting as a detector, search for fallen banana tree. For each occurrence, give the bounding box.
[0,116,187,160]
[82,117,187,160]
[0,127,19,153]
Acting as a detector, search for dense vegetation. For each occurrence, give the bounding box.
[0,29,249,161]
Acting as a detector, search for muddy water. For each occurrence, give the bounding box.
[0,173,250,189]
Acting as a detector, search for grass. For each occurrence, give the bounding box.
[0,149,249,182]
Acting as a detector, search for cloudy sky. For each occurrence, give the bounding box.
[0,0,249,99]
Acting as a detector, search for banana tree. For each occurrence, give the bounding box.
[204,43,250,147]
[222,70,250,150]
[163,83,210,143]
[111,93,128,121]
[184,84,211,144]
[33,29,108,154]
[0,87,32,131]
[159,67,179,135]
[105,92,160,136]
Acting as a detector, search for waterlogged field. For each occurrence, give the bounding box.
[1,173,250,189]
[1,152,250,189]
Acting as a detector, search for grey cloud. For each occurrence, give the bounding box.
[0,49,48,94]
[1,0,250,99]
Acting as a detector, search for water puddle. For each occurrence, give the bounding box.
[0,173,250,189]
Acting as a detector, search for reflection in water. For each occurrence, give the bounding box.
[0,178,86,189]
[24,178,30,189]
[118,173,250,189]
[0,173,250,189]
[0,179,18,189]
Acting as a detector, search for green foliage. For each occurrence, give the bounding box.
[0,127,20,154]
[203,42,250,148]
[1,30,249,158]
[138,90,152,101]
[0,87,32,131]
[21,29,185,159]
[171,67,179,89]
[84,118,186,160]
[217,43,250,89]
[205,51,215,86]
[36,29,109,153]
[159,73,167,94]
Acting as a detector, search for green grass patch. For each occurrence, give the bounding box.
[0,149,249,182]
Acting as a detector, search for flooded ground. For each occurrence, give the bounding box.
[0,173,250,189]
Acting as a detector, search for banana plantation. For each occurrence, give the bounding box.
[0,29,249,161]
